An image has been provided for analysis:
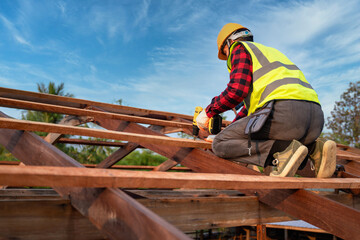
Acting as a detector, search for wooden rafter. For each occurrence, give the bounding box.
[0,97,192,129]
[56,138,132,147]
[0,87,193,120]
[0,160,191,171]
[1,165,360,189]
[0,117,211,149]
[153,159,179,171]
[0,86,232,126]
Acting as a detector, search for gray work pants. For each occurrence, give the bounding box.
[212,100,324,167]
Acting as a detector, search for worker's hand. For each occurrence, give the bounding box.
[205,134,216,143]
[196,110,210,131]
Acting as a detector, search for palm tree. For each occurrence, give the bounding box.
[22,82,74,125]
[1,82,74,161]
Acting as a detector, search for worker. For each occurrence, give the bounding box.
[196,23,337,178]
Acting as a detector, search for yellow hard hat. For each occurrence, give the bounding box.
[217,23,248,60]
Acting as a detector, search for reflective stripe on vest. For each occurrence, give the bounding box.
[227,41,320,115]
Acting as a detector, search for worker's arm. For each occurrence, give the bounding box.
[205,44,252,121]
[234,105,248,122]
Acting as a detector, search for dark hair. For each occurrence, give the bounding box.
[234,35,253,42]
[231,28,253,42]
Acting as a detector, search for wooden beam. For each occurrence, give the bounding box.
[93,116,360,239]
[0,112,190,240]
[0,161,191,171]
[337,149,360,162]
[337,144,360,155]
[96,141,139,168]
[337,159,360,176]
[153,159,179,171]
[44,115,91,144]
[0,97,192,129]
[0,86,193,120]
[0,117,211,149]
[57,137,131,147]
[93,117,254,174]
[0,87,233,126]
[256,224,266,240]
[1,165,360,189]
[96,126,162,169]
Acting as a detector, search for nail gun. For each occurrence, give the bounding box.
[192,106,222,140]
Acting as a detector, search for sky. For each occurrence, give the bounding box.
[0,0,359,128]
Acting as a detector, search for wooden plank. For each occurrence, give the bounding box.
[1,165,360,189]
[337,159,360,176]
[0,87,233,126]
[337,144,360,155]
[93,117,360,239]
[0,112,190,240]
[0,160,191,171]
[97,141,139,168]
[337,149,360,162]
[153,159,179,171]
[0,117,211,149]
[0,86,193,120]
[57,137,131,147]
[0,97,193,129]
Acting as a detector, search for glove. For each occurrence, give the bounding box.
[196,110,210,131]
[205,134,216,143]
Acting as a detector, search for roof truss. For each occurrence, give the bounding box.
[0,87,360,239]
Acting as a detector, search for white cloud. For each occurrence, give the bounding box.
[0,14,32,47]
[254,0,356,49]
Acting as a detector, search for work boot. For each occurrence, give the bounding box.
[270,140,308,177]
[309,139,337,178]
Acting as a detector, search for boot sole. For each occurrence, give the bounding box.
[317,140,337,178]
[270,146,308,177]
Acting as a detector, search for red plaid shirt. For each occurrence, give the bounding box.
[205,43,253,122]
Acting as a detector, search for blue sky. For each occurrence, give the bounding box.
[0,0,359,128]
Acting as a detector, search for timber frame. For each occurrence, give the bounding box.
[0,86,360,239]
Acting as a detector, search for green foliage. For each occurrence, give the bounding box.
[119,149,167,166]
[326,81,360,148]
[177,132,192,139]
[0,147,18,161]
[63,137,117,164]
[21,82,73,136]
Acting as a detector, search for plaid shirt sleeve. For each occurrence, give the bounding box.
[205,44,252,122]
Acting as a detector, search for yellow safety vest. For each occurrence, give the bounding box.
[227,41,320,115]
